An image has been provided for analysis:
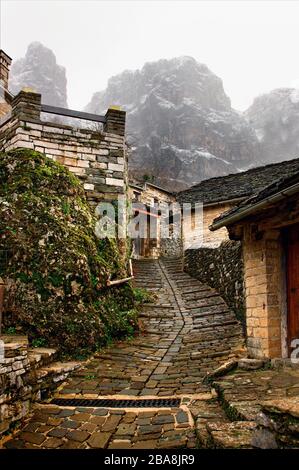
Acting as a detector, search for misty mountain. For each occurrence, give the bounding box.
[86,56,260,190]
[9,42,68,108]
[9,43,299,190]
[245,88,299,165]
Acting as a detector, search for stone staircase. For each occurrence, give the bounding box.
[162,258,245,376]
[190,357,299,448]
[1,257,252,449]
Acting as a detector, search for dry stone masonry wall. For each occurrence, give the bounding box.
[0,337,80,436]
[0,90,127,209]
[184,241,245,325]
[0,339,30,435]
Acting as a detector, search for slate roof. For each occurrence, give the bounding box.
[129,180,174,195]
[176,157,299,205]
[211,169,299,229]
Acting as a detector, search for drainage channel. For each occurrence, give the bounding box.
[50,398,181,408]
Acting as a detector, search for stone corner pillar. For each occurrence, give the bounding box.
[11,89,42,121]
[104,106,126,137]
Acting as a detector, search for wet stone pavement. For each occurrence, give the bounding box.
[4,406,196,449]
[2,258,245,449]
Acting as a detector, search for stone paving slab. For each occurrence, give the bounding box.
[213,367,299,421]
[2,404,196,449]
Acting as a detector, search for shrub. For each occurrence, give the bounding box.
[0,149,137,356]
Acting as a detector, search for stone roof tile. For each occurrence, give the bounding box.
[176,157,299,205]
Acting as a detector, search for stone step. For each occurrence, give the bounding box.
[190,399,230,448]
[205,420,257,448]
[36,362,82,385]
[192,306,230,317]
[1,334,29,346]
[167,276,185,281]
[257,398,299,447]
[182,291,220,301]
[192,320,239,330]
[28,348,58,368]
[193,312,235,322]
[175,279,200,286]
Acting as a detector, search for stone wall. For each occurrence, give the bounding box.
[0,339,30,435]
[182,203,233,251]
[160,225,183,258]
[184,240,245,324]
[0,91,127,209]
[0,336,80,436]
[242,225,283,359]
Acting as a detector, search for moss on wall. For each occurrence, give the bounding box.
[0,148,137,356]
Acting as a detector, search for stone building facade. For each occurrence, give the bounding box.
[211,171,299,359]
[128,182,179,258]
[181,202,233,250]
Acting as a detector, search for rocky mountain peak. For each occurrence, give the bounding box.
[9,41,68,108]
[86,56,258,189]
[10,44,299,190]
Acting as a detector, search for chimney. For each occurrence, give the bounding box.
[0,50,12,91]
[0,50,12,118]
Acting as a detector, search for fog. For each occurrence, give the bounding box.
[1,0,299,110]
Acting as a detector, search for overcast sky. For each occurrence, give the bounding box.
[1,0,299,111]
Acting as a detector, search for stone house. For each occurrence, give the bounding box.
[211,169,299,360]
[128,181,178,258]
[177,159,299,250]
[128,159,299,260]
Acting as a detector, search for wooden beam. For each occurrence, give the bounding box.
[41,104,106,123]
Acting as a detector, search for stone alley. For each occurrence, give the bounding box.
[2,259,299,449]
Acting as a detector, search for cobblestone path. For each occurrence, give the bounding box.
[3,258,245,449]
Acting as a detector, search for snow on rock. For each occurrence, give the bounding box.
[9,45,299,190]
[245,88,299,164]
[86,56,259,189]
